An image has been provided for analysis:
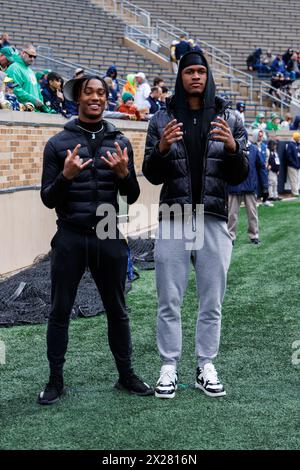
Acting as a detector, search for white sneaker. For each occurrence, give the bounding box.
[155,365,178,399]
[195,363,226,397]
[262,201,274,207]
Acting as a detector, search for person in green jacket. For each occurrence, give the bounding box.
[6,43,51,112]
[266,112,282,131]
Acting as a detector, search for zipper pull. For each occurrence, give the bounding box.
[193,117,197,125]
[192,210,196,232]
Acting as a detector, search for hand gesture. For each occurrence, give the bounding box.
[101,142,129,179]
[210,116,237,153]
[63,144,92,180]
[159,119,183,154]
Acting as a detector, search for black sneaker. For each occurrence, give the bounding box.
[37,375,65,405]
[115,373,154,396]
[250,238,261,245]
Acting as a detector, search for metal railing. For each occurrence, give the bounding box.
[35,49,100,80]
[35,47,126,86]
[119,0,150,27]
[259,80,300,115]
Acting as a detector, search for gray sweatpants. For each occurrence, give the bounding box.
[154,215,232,368]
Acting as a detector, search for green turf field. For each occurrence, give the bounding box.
[0,200,299,450]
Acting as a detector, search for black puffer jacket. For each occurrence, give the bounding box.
[143,51,248,221]
[41,119,140,233]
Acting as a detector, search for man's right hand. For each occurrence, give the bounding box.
[63,144,92,180]
[159,119,183,154]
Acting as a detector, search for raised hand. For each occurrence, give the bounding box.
[210,116,237,153]
[159,119,183,154]
[101,142,129,179]
[63,144,92,180]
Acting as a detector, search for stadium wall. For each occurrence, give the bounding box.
[0,112,295,275]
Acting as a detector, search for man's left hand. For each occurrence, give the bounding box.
[101,142,129,179]
[210,116,237,153]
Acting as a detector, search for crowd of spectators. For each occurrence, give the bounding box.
[246,47,300,106]
[0,37,171,121]
[1,34,300,199]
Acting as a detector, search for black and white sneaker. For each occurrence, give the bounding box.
[37,375,65,405]
[155,365,178,399]
[115,373,154,396]
[195,364,226,397]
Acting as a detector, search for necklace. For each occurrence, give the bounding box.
[76,123,104,139]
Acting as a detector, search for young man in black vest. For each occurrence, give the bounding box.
[39,75,154,404]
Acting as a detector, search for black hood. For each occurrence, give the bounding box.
[170,50,217,140]
[173,50,216,112]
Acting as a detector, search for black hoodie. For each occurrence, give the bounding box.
[143,50,249,221]
[173,51,217,206]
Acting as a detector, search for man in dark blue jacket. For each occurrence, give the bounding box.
[143,51,248,399]
[38,74,153,405]
[175,34,191,62]
[228,130,269,244]
[286,131,300,196]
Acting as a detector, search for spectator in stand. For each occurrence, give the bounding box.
[145,86,162,116]
[0,71,10,109]
[235,101,245,124]
[287,52,300,80]
[228,130,269,245]
[251,112,267,139]
[117,92,141,120]
[267,112,282,131]
[261,49,274,71]
[73,67,84,79]
[246,48,262,72]
[105,65,120,101]
[0,46,15,71]
[266,140,281,201]
[36,69,51,88]
[122,73,136,96]
[271,54,287,76]
[281,113,293,130]
[0,33,11,49]
[159,86,170,110]
[286,131,300,196]
[4,77,20,111]
[188,38,202,53]
[134,72,151,111]
[282,48,294,67]
[6,43,51,112]
[175,34,191,62]
[170,39,179,75]
[41,71,67,116]
[270,72,292,104]
[153,76,165,88]
[290,115,300,131]
[104,76,118,111]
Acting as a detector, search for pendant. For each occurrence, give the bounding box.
[92,133,95,139]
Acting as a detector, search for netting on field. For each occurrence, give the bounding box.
[0,237,155,327]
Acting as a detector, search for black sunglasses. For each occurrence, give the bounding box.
[25,51,37,58]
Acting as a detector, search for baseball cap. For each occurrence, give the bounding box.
[135,72,146,80]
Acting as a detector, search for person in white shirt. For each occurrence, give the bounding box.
[134,72,151,111]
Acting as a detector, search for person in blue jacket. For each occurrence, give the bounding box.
[286,131,300,196]
[228,129,268,244]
